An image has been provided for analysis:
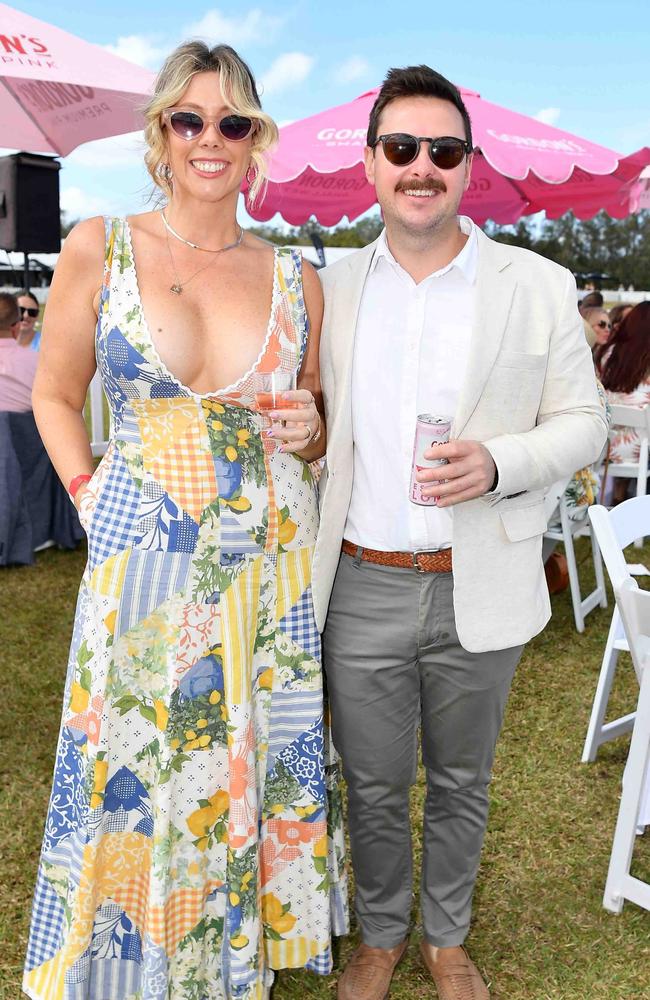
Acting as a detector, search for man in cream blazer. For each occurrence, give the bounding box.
[313,66,607,1000]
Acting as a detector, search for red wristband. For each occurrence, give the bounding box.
[69,474,92,499]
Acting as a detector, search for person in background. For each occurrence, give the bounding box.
[582,315,598,350]
[583,306,611,346]
[596,304,634,373]
[0,291,38,411]
[584,306,612,374]
[609,302,634,338]
[16,289,41,350]
[600,302,650,499]
[579,290,604,314]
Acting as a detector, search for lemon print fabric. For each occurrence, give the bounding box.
[24,219,348,1000]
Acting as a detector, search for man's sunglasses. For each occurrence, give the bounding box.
[20,306,39,318]
[372,133,473,170]
[162,109,254,142]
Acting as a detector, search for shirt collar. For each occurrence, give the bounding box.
[371,215,478,285]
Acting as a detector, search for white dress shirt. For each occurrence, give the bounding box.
[344,216,478,552]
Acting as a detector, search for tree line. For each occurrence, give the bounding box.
[248,211,650,289]
[61,209,650,289]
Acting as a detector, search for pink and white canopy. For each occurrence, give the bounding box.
[247,86,650,226]
[0,3,154,156]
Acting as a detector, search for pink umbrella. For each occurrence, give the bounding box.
[0,2,154,156]
[247,86,650,226]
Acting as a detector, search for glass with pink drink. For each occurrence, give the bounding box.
[253,370,297,415]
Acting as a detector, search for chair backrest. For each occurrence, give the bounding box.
[609,403,650,434]
[589,496,650,590]
[616,578,650,682]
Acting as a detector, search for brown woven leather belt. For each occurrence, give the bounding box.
[341,539,452,573]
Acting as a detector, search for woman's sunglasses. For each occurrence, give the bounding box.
[20,306,39,318]
[162,109,254,142]
[372,133,473,170]
[595,320,611,330]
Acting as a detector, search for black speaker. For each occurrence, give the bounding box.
[0,152,61,253]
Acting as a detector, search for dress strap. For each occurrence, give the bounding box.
[276,247,308,371]
[99,217,124,313]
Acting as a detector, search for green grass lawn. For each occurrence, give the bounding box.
[1,540,649,999]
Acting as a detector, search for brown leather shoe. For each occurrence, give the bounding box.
[337,939,408,1000]
[419,941,490,1000]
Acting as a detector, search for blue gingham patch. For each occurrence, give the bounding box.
[24,869,65,971]
[306,945,333,975]
[87,450,139,572]
[279,585,321,662]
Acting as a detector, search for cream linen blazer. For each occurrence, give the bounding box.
[312,227,608,653]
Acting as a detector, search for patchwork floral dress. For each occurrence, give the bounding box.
[24,219,348,1000]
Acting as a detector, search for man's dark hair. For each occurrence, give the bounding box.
[367,65,473,148]
[0,292,19,330]
[579,290,604,314]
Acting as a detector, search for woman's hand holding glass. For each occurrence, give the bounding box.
[253,372,319,453]
[264,389,320,453]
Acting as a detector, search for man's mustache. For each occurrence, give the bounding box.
[395,177,447,194]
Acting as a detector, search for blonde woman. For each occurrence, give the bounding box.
[24,42,346,1000]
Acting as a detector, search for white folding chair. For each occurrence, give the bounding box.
[603,577,650,913]
[602,404,650,546]
[582,496,650,762]
[543,475,607,633]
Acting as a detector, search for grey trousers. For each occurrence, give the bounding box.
[322,552,522,949]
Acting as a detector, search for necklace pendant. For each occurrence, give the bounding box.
[170,283,183,295]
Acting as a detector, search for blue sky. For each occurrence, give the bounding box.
[10,0,650,227]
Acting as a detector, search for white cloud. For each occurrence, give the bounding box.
[60,186,113,219]
[184,8,283,46]
[534,107,561,127]
[260,53,315,96]
[104,9,286,77]
[66,132,145,169]
[335,56,370,85]
[104,34,167,69]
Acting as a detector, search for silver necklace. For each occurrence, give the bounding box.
[161,209,243,253]
[162,218,244,295]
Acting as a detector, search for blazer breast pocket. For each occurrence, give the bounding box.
[485,351,547,422]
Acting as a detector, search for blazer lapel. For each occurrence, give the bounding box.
[453,229,517,438]
[327,239,379,429]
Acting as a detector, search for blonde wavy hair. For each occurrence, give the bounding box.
[143,41,278,207]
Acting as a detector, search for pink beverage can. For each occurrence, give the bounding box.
[409,413,452,506]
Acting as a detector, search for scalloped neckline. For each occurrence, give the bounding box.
[122,217,280,399]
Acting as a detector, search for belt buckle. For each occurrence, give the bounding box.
[412,548,434,573]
